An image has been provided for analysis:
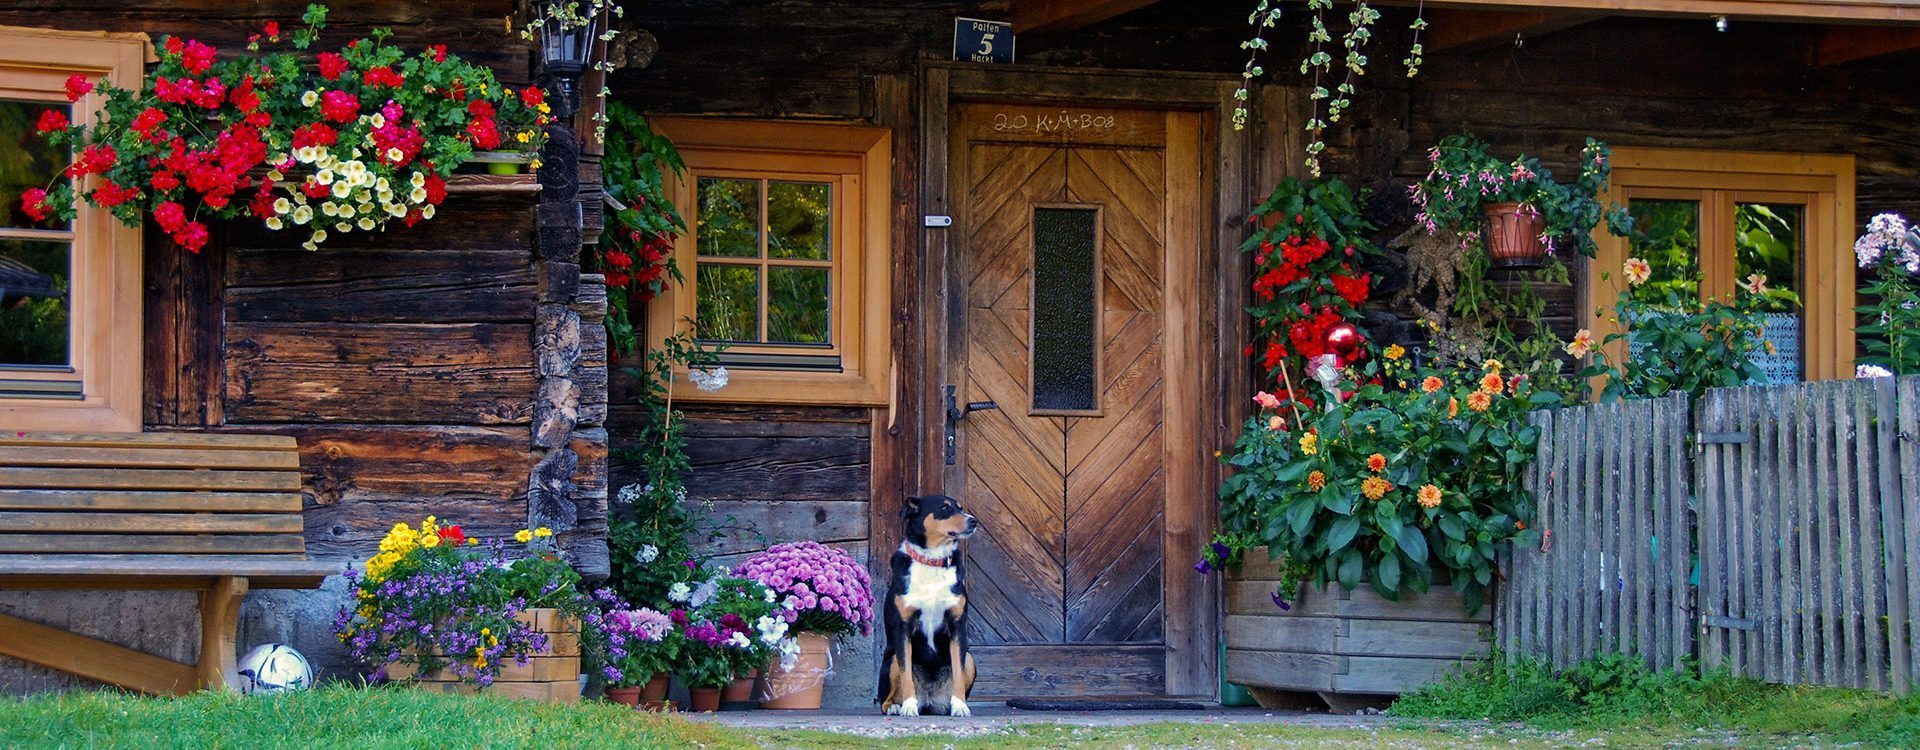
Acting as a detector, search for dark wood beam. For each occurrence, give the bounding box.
[1815,26,1920,63]
[1408,1,1920,25]
[1423,9,1603,53]
[1012,0,1164,34]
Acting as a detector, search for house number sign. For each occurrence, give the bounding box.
[953,18,1014,64]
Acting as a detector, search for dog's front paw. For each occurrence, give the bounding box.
[898,696,920,717]
[882,702,900,716]
[950,698,972,717]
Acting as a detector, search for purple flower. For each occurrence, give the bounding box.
[1271,591,1291,611]
[1194,559,1212,575]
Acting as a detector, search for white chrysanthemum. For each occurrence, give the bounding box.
[300,90,318,107]
[264,216,284,230]
[291,205,313,224]
[386,203,407,218]
[375,177,390,192]
[688,367,729,393]
[357,217,376,231]
[272,197,291,215]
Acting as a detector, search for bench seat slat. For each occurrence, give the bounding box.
[0,533,305,555]
[0,490,302,513]
[0,467,300,492]
[0,511,302,534]
[0,446,301,470]
[0,555,337,589]
[0,433,296,450]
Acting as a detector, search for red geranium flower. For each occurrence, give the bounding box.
[91,182,140,208]
[437,525,466,546]
[180,39,217,75]
[520,86,546,109]
[317,52,349,81]
[164,36,185,56]
[172,220,209,253]
[65,143,117,179]
[34,109,68,133]
[263,21,280,39]
[63,75,93,102]
[429,44,447,62]
[319,90,359,122]
[150,170,180,191]
[362,66,404,88]
[19,188,50,221]
[130,107,168,133]
[152,201,187,232]
[423,174,447,204]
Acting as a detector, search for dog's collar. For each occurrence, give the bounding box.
[901,542,954,568]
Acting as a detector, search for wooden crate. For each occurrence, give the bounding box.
[390,608,581,703]
[1224,548,1490,709]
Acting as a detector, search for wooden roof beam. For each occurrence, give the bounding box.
[1815,26,1920,62]
[1411,1,1920,25]
[1423,9,1604,53]
[1012,0,1164,34]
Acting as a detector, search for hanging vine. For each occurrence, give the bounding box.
[1234,0,1429,177]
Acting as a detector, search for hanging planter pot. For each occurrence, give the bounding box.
[1483,202,1549,269]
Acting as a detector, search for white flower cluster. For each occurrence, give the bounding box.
[1856,213,1919,273]
[269,125,438,251]
[1857,364,1894,379]
[754,614,789,647]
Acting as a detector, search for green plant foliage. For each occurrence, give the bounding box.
[1855,213,1920,376]
[606,329,722,609]
[1582,260,1772,401]
[1243,177,1381,390]
[1411,133,1631,259]
[597,103,686,356]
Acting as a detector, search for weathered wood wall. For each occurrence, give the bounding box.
[0,0,608,692]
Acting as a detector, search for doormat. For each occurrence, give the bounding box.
[1005,698,1209,711]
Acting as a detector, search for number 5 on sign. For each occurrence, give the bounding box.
[953,18,1014,64]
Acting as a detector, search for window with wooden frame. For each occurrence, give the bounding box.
[0,27,146,432]
[1589,148,1855,382]
[647,118,891,406]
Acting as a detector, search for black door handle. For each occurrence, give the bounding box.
[943,385,1000,465]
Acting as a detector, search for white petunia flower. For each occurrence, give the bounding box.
[315,169,335,185]
[300,90,318,107]
[320,202,338,217]
[410,172,427,189]
[357,217,376,231]
[410,186,429,203]
[271,197,291,215]
[421,205,435,220]
[264,216,284,230]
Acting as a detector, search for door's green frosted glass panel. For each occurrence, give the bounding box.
[1,99,71,230]
[767,181,831,261]
[695,264,759,342]
[696,177,760,258]
[0,238,71,366]
[1031,207,1098,412]
[1627,199,1702,307]
[768,266,830,344]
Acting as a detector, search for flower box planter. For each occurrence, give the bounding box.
[388,608,582,703]
[1224,548,1490,711]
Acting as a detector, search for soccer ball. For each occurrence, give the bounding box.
[237,643,313,694]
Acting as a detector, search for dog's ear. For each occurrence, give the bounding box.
[903,495,924,520]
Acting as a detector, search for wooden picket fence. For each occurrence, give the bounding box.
[1497,376,1920,695]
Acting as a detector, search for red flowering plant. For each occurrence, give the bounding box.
[596,103,685,354]
[20,4,550,253]
[1244,177,1382,408]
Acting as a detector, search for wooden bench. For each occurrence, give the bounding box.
[0,432,335,695]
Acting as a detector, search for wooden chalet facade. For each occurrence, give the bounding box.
[0,0,1915,705]
[611,0,1920,704]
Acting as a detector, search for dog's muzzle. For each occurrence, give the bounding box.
[953,513,979,538]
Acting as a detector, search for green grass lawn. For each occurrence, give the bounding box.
[2,682,1914,749]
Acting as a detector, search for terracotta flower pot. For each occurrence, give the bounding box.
[1483,201,1549,268]
[687,686,723,712]
[722,668,760,709]
[641,674,670,711]
[605,686,642,706]
[759,633,830,710]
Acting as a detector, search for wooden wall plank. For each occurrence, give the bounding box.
[223,322,534,425]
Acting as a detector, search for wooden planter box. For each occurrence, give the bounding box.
[1224,548,1490,710]
[387,608,582,703]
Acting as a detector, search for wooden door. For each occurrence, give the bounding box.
[945,104,1206,697]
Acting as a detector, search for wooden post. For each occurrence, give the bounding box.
[197,575,249,691]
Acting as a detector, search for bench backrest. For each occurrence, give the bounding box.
[0,432,307,558]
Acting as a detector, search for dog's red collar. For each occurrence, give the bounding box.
[901,543,953,568]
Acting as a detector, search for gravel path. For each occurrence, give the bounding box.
[686,704,1395,738]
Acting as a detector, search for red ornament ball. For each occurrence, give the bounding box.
[1324,323,1363,358]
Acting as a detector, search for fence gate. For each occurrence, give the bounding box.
[1499,394,1695,672]
[1697,378,1920,693]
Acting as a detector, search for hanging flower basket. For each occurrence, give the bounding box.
[1483,202,1549,268]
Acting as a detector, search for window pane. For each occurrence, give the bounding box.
[1735,203,1802,312]
[768,266,830,344]
[767,181,831,260]
[1031,207,1098,412]
[696,178,759,258]
[0,238,71,366]
[1,99,71,230]
[695,264,759,342]
[1626,199,1701,307]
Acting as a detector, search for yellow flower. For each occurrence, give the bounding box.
[1361,475,1393,500]
[1384,344,1406,361]
[515,131,532,143]
[514,529,533,544]
[1299,433,1319,456]
[1467,391,1493,413]
[419,532,440,549]
[1307,470,1327,491]
[1481,359,1504,375]
[1417,484,1443,509]
[1420,376,1445,394]
[533,527,553,538]
[466,537,479,545]
[529,158,543,170]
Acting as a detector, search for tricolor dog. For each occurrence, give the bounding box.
[878,494,978,716]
